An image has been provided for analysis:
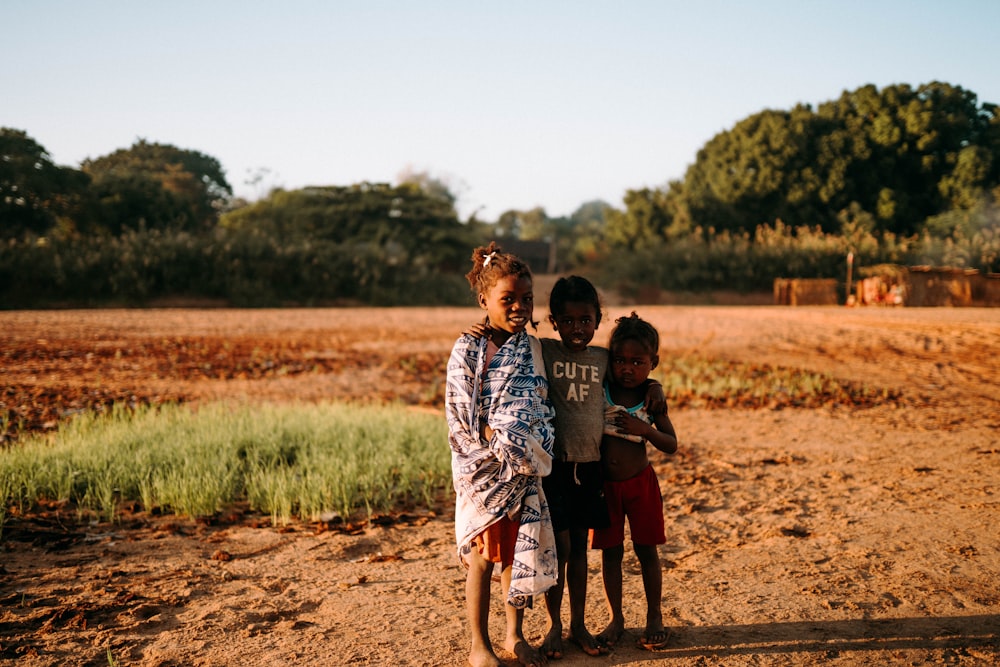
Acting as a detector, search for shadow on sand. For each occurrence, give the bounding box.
[602,615,999,662]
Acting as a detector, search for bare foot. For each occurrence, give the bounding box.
[509,639,547,666]
[638,620,671,650]
[541,625,564,659]
[569,625,608,656]
[468,644,503,667]
[595,618,625,648]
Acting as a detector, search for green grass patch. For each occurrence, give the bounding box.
[0,402,451,534]
[656,356,904,409]
[0,358,904,536]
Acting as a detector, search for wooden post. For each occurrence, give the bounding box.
[846,251,854,305]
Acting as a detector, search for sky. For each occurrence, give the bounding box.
[4,1,998,221]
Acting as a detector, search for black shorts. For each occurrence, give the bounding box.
[543,459,610,532]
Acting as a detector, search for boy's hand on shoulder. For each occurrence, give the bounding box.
[644,380,667,415]
[463,318,492,339]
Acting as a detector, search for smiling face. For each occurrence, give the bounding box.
[478,274,534,340]
[549,300,598,352]
[610,338,658,389]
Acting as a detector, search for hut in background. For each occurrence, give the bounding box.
[855,264,908,306]
[971,272,1000,306]
[854,265,998,307]
[776,265,999,307]
[906,266,975,307]
[773,278,838,305]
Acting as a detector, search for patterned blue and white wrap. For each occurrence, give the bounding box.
[446,330,557,608]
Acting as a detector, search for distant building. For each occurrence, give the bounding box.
[773,278,838,306]
[857,265,1000,307]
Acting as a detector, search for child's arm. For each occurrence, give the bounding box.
[462,317,491,339]
[649,408,678,454]
[613,410,677,454]
[644,380,666,415]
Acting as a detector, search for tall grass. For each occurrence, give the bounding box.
[0,402,451,533]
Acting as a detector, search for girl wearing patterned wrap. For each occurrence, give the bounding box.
[446,242,557,667]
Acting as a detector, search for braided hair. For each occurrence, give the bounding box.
[465,241,533,298]
[608,311,660,356]
[465,241,537,329]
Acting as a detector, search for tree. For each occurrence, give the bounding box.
[0,128,89,238]
[81,140,232,233]
[490,202,614,270]
[814,82,999,235]
[569,200,609,229]
[493,207,557,242]
[220,181,474,272]
[558,200,611,267]
[396,166,465,211]
[938,145,994,210]
[604,188,673,249]
[678,82,1000,237]
[683,104,835,233]
[495,209,521,238]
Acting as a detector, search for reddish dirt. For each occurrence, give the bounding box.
[1,305,999,666]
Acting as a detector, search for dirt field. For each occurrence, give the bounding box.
[2,305,999,666]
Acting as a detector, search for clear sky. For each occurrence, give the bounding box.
[4,1,998,220]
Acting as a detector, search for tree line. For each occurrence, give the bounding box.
[2,81,998,307]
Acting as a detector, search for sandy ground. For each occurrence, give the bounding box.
[2,305,999,666]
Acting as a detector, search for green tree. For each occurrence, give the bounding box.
[815,82,999,234]
[604,188,673,249]
[81,139,232,233]
[220,181,473,273]
[558,200,610,267]
[495,209,520,238]
[396,166,463,210]
[678,82,999,236]
[494,207,552,241]
[0,128,89,238]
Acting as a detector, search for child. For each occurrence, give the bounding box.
[446,242,557,667]
[464,276,664,659]
[591,312,678,651]
[536,276,613,658]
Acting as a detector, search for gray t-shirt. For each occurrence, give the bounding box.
[539,338,609,462]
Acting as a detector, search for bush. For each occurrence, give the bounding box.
[593,221,993,296]
[0,227,473,308]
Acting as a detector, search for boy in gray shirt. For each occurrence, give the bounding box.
[538,277,663,658]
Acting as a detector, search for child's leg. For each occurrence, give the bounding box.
[500,564,545,667]
[591,476,627,647]
[566,526,604,654]
[597,543,626,646]
[542,528,570,658]
[465,549,501,667]
[621,465,669,649]
[634,543,668,649]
